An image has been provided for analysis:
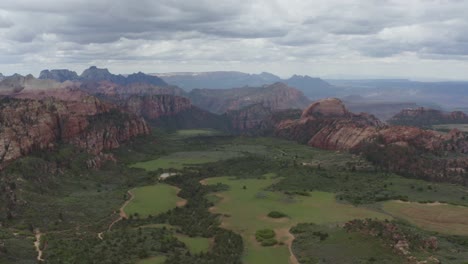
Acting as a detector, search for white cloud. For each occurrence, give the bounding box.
[0,0,467,79]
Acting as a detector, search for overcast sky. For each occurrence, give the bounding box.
[1,0,468,80]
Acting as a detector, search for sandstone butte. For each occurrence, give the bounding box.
[275,98,468,153]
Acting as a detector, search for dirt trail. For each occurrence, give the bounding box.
[34,230,44,262]
[275,228,299,264]
[97,190,134,239]
[108,190,134,231]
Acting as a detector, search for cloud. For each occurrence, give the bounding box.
[0,0,468,79]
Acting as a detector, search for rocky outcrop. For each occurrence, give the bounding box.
[39,69,79,82]
[388,107,468,126]
[276,98,383,149]
[189,82,310,114]
[226,104,302,135]
[0,90,149,169]
[275,98,468,184]
[123,95,193,120]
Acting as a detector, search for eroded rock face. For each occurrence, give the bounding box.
[275,98,468,184]
[301,98,349,118]
[123,95,193,120]
[189,82,310,114]
[276,98,384,149]
[0,91,149,168]
[388,107,468,126]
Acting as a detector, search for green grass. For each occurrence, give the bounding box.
[136,256,166,264]
[385,176,468,206]
[204,175,390,264]
[175,129,223,137]
[124,184,185,218]
[175,235,211,254]
[383,201,468,235]
[130,151,242,171]
[291,223,405,263]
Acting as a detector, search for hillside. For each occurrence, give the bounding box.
[275,98,468,184]
[188,82,310,114]
[388,107,468,127]
[157,71,281,90]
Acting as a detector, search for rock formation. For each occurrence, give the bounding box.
[275,98,468,184]
[39,69,80,82]
[389,107,468,126]
[0,76,151,168]
[189,82,310,114]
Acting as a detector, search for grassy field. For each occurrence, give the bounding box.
[175,235,211,254]
[385,176,468,206]
[175,129,223,137]
[432,124,468,132]
[124,184,185,218]
[130,151,242,171]
[292,224,404,263]
[137,256,166,264]
[383,201,468,235]
[204,175,390,264]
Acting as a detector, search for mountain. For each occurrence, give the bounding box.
[188,82,311,114]
[225,103,302,135]
[388,107,468,127]
[157,71,281,90]
[0,76,150,168]
[0,73,4,81]
[283,75,338,100]
[274,98,468,184]
[39,69,79,82]
[40,66,169,87]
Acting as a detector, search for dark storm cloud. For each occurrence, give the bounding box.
[1,0,468,78]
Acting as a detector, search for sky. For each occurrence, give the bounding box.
[1,0,468,80]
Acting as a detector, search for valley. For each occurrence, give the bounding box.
[1,126,468,263]
[0,68,467,264]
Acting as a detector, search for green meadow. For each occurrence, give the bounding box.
[383,200,468,235]
[130,151,241,171]
[175,235,211,254]
[204,175,390,264]
[124,184,185,218]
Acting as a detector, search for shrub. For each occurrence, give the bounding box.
[255,229,276,247]
[267,211,288,218]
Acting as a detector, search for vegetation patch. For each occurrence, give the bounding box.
[267,211,288,218]
[383,200,468,235]
[130,151,241,171]
[175,234,211,254]
[204,176,389,263]
[255,229,278,246]
[125,184,185,218]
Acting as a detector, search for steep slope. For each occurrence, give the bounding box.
[225,104,302,135]
[388,107,468,127]
[157,71,281,90]
[189,82,310,114]
[275,98,468,184]
[0,76,150,168]
[122,94,228,130]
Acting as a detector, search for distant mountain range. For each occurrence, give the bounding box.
[156,71,337,100]
[155,71,281,90]
[39,66,168,86]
